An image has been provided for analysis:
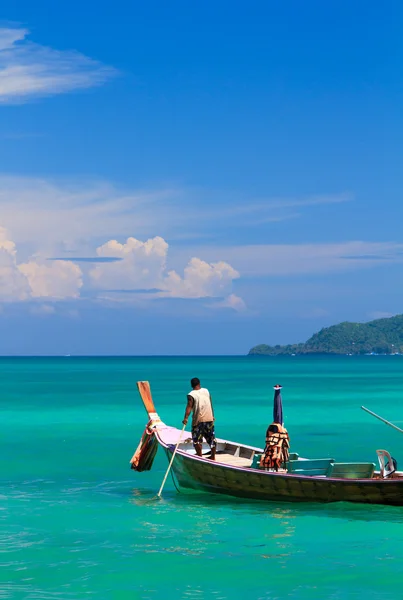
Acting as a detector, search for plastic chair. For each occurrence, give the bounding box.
[376,449,397,478]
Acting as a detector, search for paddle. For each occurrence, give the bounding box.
[361,406,403,434]
[157,423,187,498]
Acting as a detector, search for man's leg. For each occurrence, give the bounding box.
[192,424,203,457]
[194,443,203,457]
[204,422,216,460]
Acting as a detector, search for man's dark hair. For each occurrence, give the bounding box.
[190,377,200,388]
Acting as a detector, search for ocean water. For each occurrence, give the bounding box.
[2,356,403,599]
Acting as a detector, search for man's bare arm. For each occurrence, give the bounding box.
[182,396,194,425]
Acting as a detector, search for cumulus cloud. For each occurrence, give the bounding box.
[90,236,240,301]
[164,258,240,299]
[19,259,83,299]
[0,226,30,301]
[0,224,18,255]
[0,246,30,301]
[90,236,168,290]
[211,294,247,312]
[0,27,115,103]
[0,225,242,309]
[0,226,82,302]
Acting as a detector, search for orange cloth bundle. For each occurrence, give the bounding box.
[130,422,159,472]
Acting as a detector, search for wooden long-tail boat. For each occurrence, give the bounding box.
[131,381,403,506]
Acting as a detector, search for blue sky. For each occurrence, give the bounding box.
[0,1,402,354]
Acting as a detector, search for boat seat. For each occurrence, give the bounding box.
[326,462,375,479]
[376,449,397,479]
[287,458,334,477]
[288,452,299,461]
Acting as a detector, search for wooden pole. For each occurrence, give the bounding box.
[157,423,187,498]
[361,406,403,434]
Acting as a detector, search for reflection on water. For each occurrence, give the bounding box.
[182,586,227,600]
[126,485,298,560]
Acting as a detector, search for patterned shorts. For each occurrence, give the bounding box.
[191,421,216,447]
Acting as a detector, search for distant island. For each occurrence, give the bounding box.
[249,314,403,356]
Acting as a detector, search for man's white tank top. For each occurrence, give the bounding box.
[188,387,214,426]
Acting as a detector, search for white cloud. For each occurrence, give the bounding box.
[0,27,115,103]
[164,258,240,299]
[90,236,241,300]
[0,246,30,301]
[19,259,83,299]
[0,172,400,315]
[0,224,17,254]
[0,28,26,51]
[0,226,82,302]
[0,225,242,307]
[90,236,168,290]
[0,226,30,301]
[211,294,247,312]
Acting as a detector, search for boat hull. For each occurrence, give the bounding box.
[164,447,403,506]
[133,381,403,506]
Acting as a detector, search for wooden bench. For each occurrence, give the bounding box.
[326,462,375,479]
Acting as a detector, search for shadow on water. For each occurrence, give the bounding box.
[126,485,403,524]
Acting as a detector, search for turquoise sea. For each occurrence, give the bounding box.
[2,356,403,599]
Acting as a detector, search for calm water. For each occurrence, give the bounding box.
[2,356,403,599]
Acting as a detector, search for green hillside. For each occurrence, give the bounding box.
[249,314,403,355]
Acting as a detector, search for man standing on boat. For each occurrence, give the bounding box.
[182,377,216,460]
